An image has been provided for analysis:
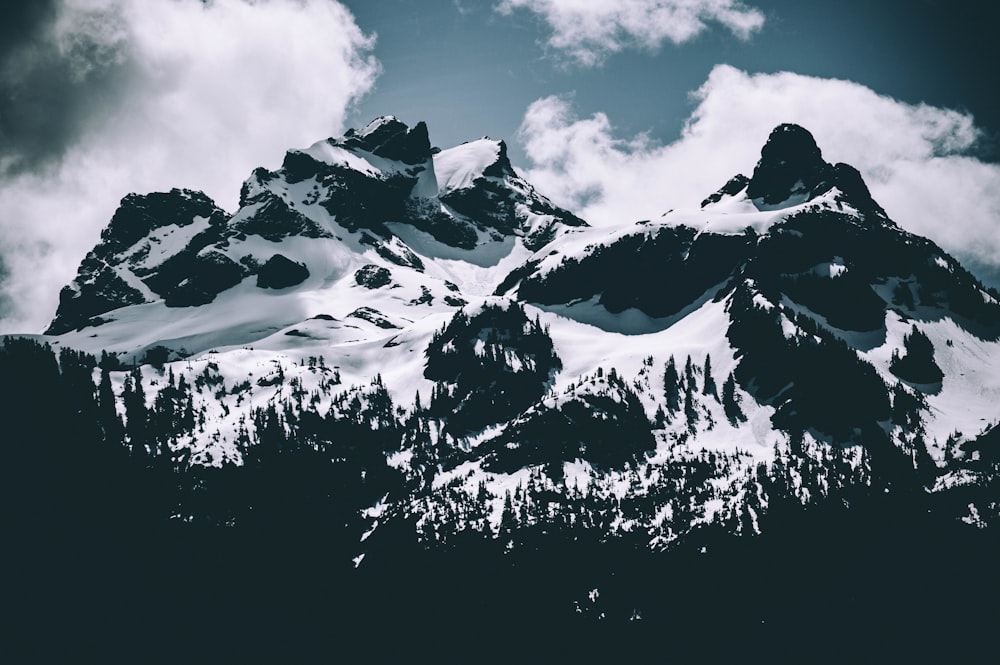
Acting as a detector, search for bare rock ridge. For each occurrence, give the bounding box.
[45,117,587,335]
[700,123,885,216]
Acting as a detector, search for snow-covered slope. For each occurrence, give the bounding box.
[15,120,1000,549]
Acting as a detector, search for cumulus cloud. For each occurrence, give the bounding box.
[516,65,1000,277]
[496,0,765,66]
[0,0,378,333]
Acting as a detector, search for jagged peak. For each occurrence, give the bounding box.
[736,123,887,217]
[758,123,823,165]
[342,116,432,165]
[482,139,515,178]
[828,162,886,217]
[435,138,514,194]
[101,188,225,250]
[354,115,406,139]
[745,124,828,206]
[701,174,750,208]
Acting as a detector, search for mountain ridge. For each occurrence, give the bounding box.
[6,117,1000,582]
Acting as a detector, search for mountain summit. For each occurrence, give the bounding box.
[726,123,885,215]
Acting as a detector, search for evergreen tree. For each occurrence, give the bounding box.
[122,368,149,456]
[653,405,666,428]
[500,491,517,535]
[890,327,944,384]
[684,378,699,433]
[97,365,124,445]
[722,372,746,424]
[684,355,697,394]
[663,356,681,413]
[702,354,719,401]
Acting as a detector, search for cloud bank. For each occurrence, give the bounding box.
[496,0,765,66]
[516,65,1000,278]
[0,0,378,333]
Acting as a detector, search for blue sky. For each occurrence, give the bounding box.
[341,0,1000,166]
[0,0,998,332]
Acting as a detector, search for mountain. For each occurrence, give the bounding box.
[4,119,999,653]
[44,115,584,343]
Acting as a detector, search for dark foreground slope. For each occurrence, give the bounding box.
[3,337,998,662]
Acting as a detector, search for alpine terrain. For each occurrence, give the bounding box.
[5,118,999,659]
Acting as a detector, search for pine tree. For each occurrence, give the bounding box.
[123,368,148,456]
[722,372,746,424]
[684,355,697,394]
[663,356,680,413]
[654,405,667,428]
[702,354,719,401]
[684,377,698,432]
[97,365,124,445]
[500,491,517,535]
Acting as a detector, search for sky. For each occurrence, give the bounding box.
[0,0,998,333]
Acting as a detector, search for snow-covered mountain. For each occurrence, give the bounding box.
[12,119,1000,554]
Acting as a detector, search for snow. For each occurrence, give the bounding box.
[358,115,398,138]
[386,222,533,295]
[125,216,213,272]
[533,294,777,462]
[433,139,502,194]
[861,309,1000,462]
[932,469,981,492]
[751,293,774,311]
[809,259,847,278]
[300,140,381,176]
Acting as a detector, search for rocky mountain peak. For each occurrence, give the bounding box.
[481,139,514,179]
[724,123,886,217]
[101,188,226,253]
[343,116,432,164]
[745,123,828,205]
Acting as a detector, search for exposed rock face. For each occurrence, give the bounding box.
[47,271,147,334]
[162,251,245,307]
[514,226,754,319]
[354,264,392,289]
[745,124,885,215]
[438,139,587,246]
[348,306,398,329]
[231,194,333,241]
[100,189,227,253]
[746,124,828,206]
[343,117,433,164]
[256,254,309,290]
[701,174,750,208]
[46,188,230,334]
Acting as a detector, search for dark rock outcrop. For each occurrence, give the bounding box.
[256,254,309,290]
[354,264,392,289]
[746,124,829,206]
[163,251,245,306]
[702,174,750,208]
[745,124,886,215]
[343,117,432,165]
[46,189,230,333]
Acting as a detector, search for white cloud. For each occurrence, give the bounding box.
[0,0,378,333]
[496,0,765,66]
[516,65,1000,274]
